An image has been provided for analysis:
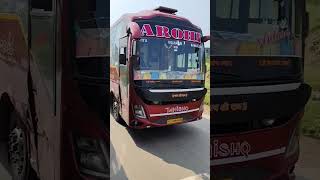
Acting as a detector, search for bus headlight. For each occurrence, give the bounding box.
[134,105,146,119]
[74,136,109,178]
[285,128,299,158]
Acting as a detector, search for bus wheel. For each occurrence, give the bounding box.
[9,127,28,180]
[8,112,37,180]
[112,97,120,121]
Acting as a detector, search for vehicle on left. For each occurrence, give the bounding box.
[0,0,110,179]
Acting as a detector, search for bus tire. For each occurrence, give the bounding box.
[8,110,38,180]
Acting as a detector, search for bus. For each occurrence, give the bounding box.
[0,0,109,179]
[110,7,209,129]
[211,0,311,179]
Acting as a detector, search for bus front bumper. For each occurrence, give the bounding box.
[211,111,303,180]
[129,100,204,129]
[129,115,203,129]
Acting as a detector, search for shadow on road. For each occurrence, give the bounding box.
[0,141,11,177]
[296,176,310,180]
[126,120,210,176]
[110,141,129,180]
[295,136,320,180]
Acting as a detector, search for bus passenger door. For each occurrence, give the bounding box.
[119,37,129,123]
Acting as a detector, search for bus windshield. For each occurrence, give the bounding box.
[212,0,302,57]
[73,0,109,58]
[133,38,205,81]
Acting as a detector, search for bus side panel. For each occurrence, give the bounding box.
[29,11,59,180]
[0,14,29,133]
[110,66,120,99]
[110,23,120,101]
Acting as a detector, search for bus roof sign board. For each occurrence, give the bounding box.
[140,24,202,43]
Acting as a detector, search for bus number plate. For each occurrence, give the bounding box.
[167,118,183,125]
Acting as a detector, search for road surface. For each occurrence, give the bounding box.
[0,128,319,180]
[110,115,210,180]
[296,136,320,180]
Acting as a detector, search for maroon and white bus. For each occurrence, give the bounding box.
[110,7,209,129]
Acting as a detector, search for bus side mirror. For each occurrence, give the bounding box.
[119,54,126,65]
[201,35,210,43]
[128,22,141,40]
[119,47,126,65]
[303,12,309,37]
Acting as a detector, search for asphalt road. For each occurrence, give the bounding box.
[296,136,320,180]
[110,115,210,180]
[0,126,319,180]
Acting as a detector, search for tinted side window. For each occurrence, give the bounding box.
[31,0,52,11]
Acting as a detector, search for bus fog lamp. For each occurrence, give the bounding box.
[74,137,109,177]
[79,152,108,174]
[261,118,275,127]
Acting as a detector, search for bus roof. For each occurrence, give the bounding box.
[111,7,201,31]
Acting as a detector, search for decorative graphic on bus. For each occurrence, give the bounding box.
[212,140,251,158]
[140,24,202,43]
[211,0,302,57]
[212,102,248,112]
[134,70,204,80]
[165,105,189,113]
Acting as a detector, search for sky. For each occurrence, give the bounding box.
[110,0,210,47]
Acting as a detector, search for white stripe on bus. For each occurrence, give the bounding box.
[149,88,204,93]
[211,147,286,166]
[212,83,301,96]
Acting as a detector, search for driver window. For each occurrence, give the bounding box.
[31,0,52,11]
[216,0,239,19]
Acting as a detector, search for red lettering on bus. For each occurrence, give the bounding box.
[171,28,183,39]
[141,24,202,43]
[196,32,201,43]
[183,30,191,41]
[140,24,155,37]
[189,31,196,42]
[155,25,171,38]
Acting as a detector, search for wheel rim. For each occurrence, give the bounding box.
[8,127,27,180]
[112,99,119,120]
